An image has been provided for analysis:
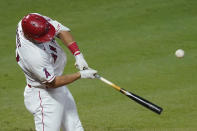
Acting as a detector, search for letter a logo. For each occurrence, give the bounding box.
[43,68,51,78]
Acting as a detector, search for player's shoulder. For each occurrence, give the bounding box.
[16,20,22,33]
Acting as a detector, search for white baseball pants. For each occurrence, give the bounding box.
[24,85,84,131]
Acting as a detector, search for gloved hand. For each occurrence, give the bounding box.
[75,53,89,70]
[80,69,97,79]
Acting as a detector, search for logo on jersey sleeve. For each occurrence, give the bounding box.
[43,68,51,78]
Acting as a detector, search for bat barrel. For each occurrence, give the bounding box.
[95,74,163,115]
[120,88,163,115]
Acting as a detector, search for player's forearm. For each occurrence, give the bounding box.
[58,31,81,56]
[58,31,75,46]
[46,72,81,88]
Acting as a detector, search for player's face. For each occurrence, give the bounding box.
[24,34,43,44]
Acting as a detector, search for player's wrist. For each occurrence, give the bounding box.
[67,41,81,56]
[76,72,81,78]
[74,53,84,60]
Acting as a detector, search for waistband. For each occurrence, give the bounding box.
[27,84,48,89]
[26,84,68,93]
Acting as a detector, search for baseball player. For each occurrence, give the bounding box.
[16,13,97,131]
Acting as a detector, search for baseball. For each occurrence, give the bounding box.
[175,49,184,58]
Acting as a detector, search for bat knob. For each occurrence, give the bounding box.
[94,74,100,78]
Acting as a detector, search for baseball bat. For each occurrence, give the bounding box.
[95,74,163,115]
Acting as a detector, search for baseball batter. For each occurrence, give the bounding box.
[16,13,97,131]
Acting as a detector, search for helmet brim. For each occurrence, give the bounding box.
[31,23,55,43]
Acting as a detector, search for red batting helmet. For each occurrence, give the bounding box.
[21,14,55,43]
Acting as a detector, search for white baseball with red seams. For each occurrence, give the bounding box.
[16,13,84,131]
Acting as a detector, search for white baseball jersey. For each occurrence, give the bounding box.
[16,13,70,87]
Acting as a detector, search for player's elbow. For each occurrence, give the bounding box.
[45,79,57,88]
